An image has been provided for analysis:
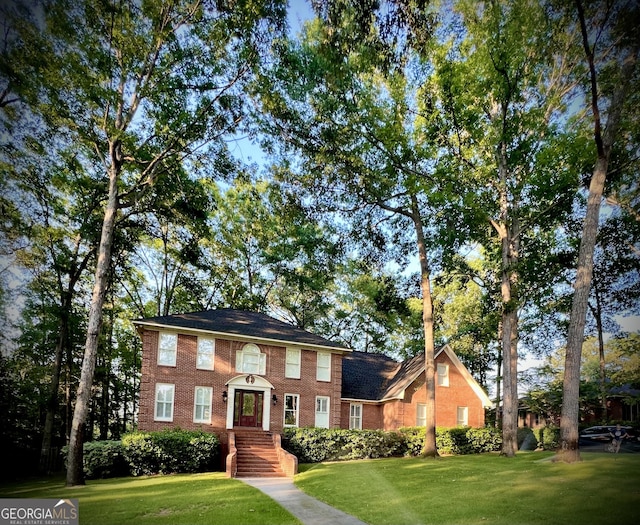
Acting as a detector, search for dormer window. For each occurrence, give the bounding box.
[235,343,266,375]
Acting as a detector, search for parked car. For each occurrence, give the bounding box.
[579,425,638,444]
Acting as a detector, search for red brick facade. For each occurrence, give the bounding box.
[339,351,488,431]
[137,323,491,443]
[138,328,344,438]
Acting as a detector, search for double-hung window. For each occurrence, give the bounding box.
[437,363,449,387]
[157,332,177,366]
[416,403,427,427]
[236,344,266,375]
[285,348,301,379]
[196,337,215,370]
[316,352,331,382]
[349,403,362,430]
[457,406,469,426]
[284,394,300,427]
[155,383,175,421]
[193,386,212,423]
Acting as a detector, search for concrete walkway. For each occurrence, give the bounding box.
[242,477,368,525]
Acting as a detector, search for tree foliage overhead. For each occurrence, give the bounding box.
[1,0,287,484]
[0,0,638,481]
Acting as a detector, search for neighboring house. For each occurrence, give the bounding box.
[134,309,492,475]
[518,384,640,429]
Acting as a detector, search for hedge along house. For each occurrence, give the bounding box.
[135,309,492,477]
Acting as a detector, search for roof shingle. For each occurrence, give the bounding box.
[134,309,347,350]
[341,352,401,400]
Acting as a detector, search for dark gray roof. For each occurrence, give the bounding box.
[343,347,493,406]
[342,351,441,401]
[341,352,401,400]
[382,352,427,399]
[134,309,348,350]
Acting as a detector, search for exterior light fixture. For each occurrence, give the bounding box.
[222,391,228,403]
[272,394,277,406]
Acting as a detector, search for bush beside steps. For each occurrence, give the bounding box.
[63,428,220,479]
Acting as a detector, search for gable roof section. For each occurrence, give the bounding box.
[341,352,401,400]
[133,308,348,352]
[342,345,493,407]
[382,352,426,399]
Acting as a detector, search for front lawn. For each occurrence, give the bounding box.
[295,452,640,525]
[3,452,638,525]
[1,472,301,525]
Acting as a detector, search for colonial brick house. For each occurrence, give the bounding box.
[135,309,492,477]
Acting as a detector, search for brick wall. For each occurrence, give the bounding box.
[336,352,487,430]
[138,328,344,437]
[138,328,488,439]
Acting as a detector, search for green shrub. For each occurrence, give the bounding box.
[397,427,424,456]
[122,429,219,476]
[339,430,405,460]
[398,427,502,456]
[121,432,162,476]
[283,426,499,463]
[83,440,129,479]
[465,427,502,453]
[533,426,560,450]
[283,428,405,462]
[62,441,129,480]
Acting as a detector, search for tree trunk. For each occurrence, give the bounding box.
[411,195,439,458]
[495,324,502,428]
[66,149,120,486]
[39,309,68,473]
[557,158,607,462]
[495,143,519,457]
[590,280,607,418]
[556,1,638,463]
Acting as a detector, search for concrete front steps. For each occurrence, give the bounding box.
[234,430,286,478]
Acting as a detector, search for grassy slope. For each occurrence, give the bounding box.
[295,452,640,525]
[1,472,301,525]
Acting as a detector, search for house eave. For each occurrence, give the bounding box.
[133,319,351,353]
[340,397,383,404]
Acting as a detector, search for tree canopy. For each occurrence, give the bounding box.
[0,0,638,478]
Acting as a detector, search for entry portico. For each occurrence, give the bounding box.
[225,374,275,431]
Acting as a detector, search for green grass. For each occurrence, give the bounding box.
[2,453,638,525]
[294,452,640,525]
[1,472,301,525]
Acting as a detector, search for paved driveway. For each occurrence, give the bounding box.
[579,439,640,453]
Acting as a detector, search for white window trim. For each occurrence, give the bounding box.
[285,348,301,379]
[416,403,427,427]
[349,402,362,430]
[457,406,469,426]
[284,393,300,428]
[154,383,175,422]
[157,332,177,367]
[437,363,449,387]
[193,386,212,424]
[235,343,266,375]
[315,395,330,429]
[316,351,331,382]
[196,337,215,370]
